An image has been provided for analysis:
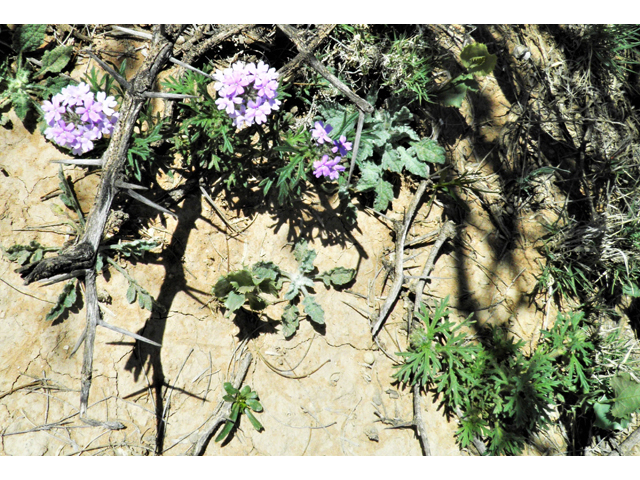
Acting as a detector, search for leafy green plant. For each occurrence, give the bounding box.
[321,98,446,211]
[392,297,628,455]
[215,383,264,443]
[381,32,434,104]
[212,240,355,338]
[436,42,497,108]
[0,24,74,125]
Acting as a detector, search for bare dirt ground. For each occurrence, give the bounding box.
[0,24,638,456]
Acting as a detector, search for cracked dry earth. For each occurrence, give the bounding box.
[0,35,566,456]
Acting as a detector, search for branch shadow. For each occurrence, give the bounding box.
[123,184,202,455]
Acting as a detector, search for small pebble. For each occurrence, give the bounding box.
[363,352,375,365]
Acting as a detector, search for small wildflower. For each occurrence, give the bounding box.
[311,121,333,144]
[212,61,280,129]
[313,155,346,180]
[331,135,353,156]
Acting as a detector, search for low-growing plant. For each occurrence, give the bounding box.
[320,97,446,211]
[0,24,74,126]
[215,383,264,443]
[392,295,640,455]
[213,239,355,338]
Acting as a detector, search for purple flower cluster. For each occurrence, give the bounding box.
[311,121,352,180]
[41,82,119,155]
[213,61,281,129]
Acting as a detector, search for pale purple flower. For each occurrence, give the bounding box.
[311,121,333,144]
[42,95,66,124]
[42,82,119,155]
[332,135,353,156]
[313,155,345,180]
[212,61,280,129]
[60,83,92,107]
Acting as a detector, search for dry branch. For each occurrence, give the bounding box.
[16,25,184,429]
[371,180,429,337]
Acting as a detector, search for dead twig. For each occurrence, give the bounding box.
[371,180,429,337]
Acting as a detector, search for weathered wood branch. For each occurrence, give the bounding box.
[371,180,429,337]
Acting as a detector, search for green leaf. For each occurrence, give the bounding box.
[381,146,404,173]
[623,282,640,297]
[246,399,263,412]
[460,43,497,75]
[354,161,382,192]
[302,295,325,325]
[373,180,395,212]
[223,382,238,396]
[247,293,268,311]
[12,91,31,121]
[281,304,300,338]
[317,267,356,288]
[45,280,78,322]
[13,24,47,53]
[244,408,264,431]
[215,420,235,443]
[213,276,233,299]
[410,138,446,165]
[224,290,246,313]
[126,283,137,304]
[437,75,478,108]
[594,401,630,431]
[611,372,640,418]
[39,45,73,76]
[252,261,283,283]
[227,269,256,291]
[293,240,317,274]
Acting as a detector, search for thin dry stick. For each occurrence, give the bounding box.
[412,384,431,455]
[608,425,640,456]
[412,221,457,311]
[371,180,429,337]
[192,352,253,456]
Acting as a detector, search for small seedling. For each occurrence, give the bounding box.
[215,383,264,443]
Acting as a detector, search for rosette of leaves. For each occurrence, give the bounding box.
[212,240,355,338]
[436,42,497,108]
[320,99,446,211]
[0,25,74,125]
[279,240,355,338]
[215,383,264,443]
[213,261,286,316]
